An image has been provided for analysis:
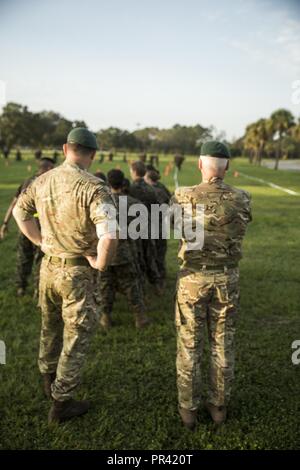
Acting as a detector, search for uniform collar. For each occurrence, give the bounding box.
[62,160,86,171]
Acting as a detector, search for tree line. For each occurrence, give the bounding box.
[232,109,300,169]
[0,102,299,168]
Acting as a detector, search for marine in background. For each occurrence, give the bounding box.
[129,161,161,292]
[97,169,151,330]
[0,157,55,296]
[144,165,171,286]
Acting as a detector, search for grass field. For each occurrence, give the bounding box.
[0,154,300,450]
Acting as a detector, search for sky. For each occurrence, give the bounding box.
[0,0,300,140]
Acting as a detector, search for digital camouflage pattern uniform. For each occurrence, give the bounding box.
[129,178,160,285]
[172,177,251,410]
[15,176,43,291]
[97,193,145,320]
[14,161,115,401]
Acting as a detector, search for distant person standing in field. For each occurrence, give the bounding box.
[52,150,59,163]
[149,155,159,166]
[0,157,55,296]
[16,149,22,161]
[144,166,171,286]
[174,154,185,171]
[2,146,10,159]
[98,169,151,330]
[139,152,147,163]
[34,149,42,160]
[129,161,161,292]
[13,128,118,424]
[171,141,252,430]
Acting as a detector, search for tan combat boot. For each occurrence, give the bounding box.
[178,406,197,431]
[48,398,90,424]
[100,313,113,331]
[42,372,56,399]
[135,311,152,329]
[205,401,227,425]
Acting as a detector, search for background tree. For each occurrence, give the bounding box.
[270,109,294,170]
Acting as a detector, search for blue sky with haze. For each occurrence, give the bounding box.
[0,0,299,139]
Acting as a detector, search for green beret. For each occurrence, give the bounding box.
[200,140,231,159]
[67,127,99,150]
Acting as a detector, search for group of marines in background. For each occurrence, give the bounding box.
[0,154,172,330]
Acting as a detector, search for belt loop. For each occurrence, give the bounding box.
[224,266,228,273]
[46,256,51,267]
[61,258,65,268]
[202,264,206,271]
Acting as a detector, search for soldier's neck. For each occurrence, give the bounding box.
[65,156,88,170]
[202,176,224,184]
[111,188,122,194]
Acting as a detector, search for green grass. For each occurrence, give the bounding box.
[0,154,300,450]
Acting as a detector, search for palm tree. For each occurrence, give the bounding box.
[244,119,271,165]
[244,123,256,164]
[270,109,294,170]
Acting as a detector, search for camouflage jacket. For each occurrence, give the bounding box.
[15,175,37,198]
[171,177,252,270]
[129,178,158,209]
[152,182,171,204]
[110,193,140,266]
[14,160,115,258]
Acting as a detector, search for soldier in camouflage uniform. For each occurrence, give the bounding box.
[144,166,171,285]
[0,158,55,296]
[13,128,118,424]
[171,141,251,430]
[97,169,151,330]
[129,161,161,291]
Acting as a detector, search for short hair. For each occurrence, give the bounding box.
[94,171,107,182]
[107,169,124,190]
[38,158,55,170]
[68,142,95,158]
[146,169,160,182]
[200,155,228,172]
[131,160,146,177]
[146,164,157,172]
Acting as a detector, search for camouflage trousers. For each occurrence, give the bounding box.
[97,263,145,315]
[176,267,240,410]
[141,239,160,285]
[155,238,167,281]
[38,257,99,401]
[16,233,43,289]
